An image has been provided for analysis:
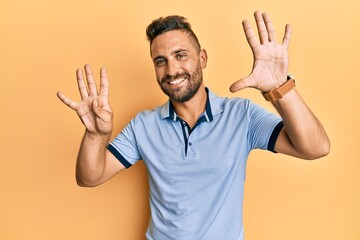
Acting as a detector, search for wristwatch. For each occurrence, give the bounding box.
[262,75,296,102]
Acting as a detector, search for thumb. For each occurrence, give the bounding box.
[92,99,101,114]
[92,99,111,118]
[93,99,99,107]
[229,76,253,93]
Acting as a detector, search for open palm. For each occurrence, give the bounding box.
[57,64,113,135]
[230,11,292,93]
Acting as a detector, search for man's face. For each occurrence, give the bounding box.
[150,30,207,102]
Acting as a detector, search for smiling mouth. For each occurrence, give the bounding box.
[168,77,186,85]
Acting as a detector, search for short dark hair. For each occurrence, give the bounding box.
[146,15,201,51]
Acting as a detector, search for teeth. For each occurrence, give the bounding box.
[169,77,186,85]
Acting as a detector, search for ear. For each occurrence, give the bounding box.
[199,49,208,69]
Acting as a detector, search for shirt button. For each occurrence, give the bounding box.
[188,142,192,146]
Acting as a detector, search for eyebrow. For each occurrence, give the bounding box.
[153,49,190,62]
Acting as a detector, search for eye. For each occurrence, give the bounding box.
[176,52,187,60]
[155,58,166,67]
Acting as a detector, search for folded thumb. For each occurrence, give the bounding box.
[92,99,100,113]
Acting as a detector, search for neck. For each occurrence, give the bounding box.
[171,86,207,128]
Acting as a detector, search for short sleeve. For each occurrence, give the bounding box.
[107,118,142,168]
[247,101,283,152]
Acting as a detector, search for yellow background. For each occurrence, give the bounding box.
[1,0,359,239]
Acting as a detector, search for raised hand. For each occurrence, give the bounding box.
[230,11,292,93]
[57,64,113,135]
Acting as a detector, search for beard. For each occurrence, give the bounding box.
[158,63,203,103]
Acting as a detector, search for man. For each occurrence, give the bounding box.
[57,11,330,240]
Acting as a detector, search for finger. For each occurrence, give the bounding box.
[57,91,78,111]
[84,64,98,96]
[76,68,89,100]
[242,20,259,49]
[254,11,268,44]
[99,67,109,97]
[282,24,292,49]
[229,76,255,93]
[262,12,276,42]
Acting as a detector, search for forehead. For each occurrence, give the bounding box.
[150,30,196,57]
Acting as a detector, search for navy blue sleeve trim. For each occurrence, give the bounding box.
[267,121,284,153]
[107,144,132,169]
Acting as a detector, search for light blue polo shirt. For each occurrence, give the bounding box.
[107,88,283,240]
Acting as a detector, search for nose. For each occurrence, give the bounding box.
[165,59,179,76]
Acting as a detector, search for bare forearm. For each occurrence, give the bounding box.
[76,131,112,186]
[273,89,330,159]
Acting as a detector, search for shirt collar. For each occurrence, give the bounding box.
[160,87,223,121]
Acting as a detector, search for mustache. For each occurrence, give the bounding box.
[161,72,190,84]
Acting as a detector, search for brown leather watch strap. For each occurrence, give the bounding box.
[262,77,296,101]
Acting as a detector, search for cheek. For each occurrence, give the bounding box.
[182,61,197,73]
[186,60,202,75]
[154,68,164,81]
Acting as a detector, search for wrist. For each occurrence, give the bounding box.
[262,75,296,101]
[85,130,112,142]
